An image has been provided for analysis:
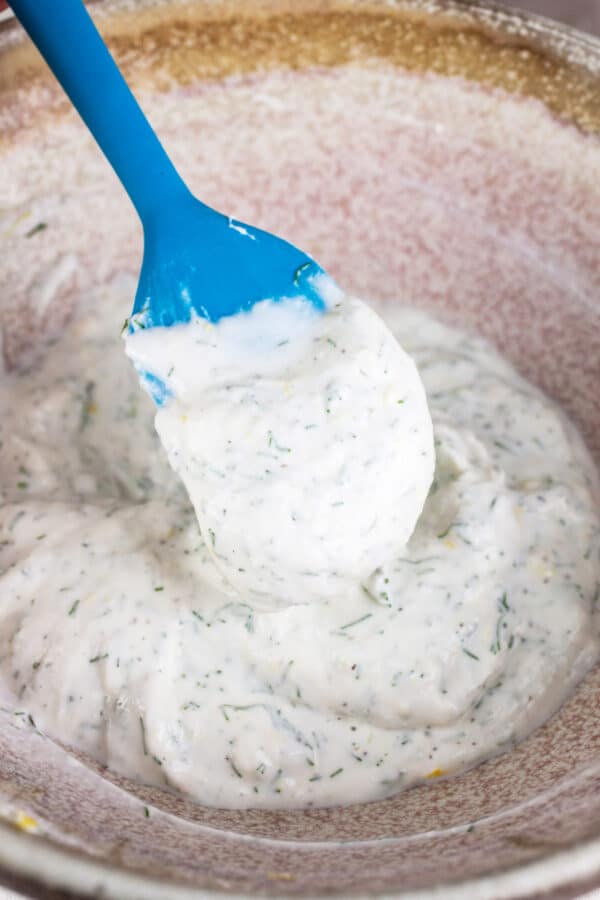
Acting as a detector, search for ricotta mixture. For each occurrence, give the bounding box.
[124,285,434,608]
[0,276,599,809]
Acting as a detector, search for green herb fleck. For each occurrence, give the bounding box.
[220,703,264,722]
[462,648,479,661]
[89,653,109,663]
[340,613,373,630]
[267,431,291,453]
[68,599,80,617]
[8,510,25,532]
[139,716,148,756]
[25,222,47,238]
[227,756,243,778]
[491,593,510,654]
[329,767,344,778]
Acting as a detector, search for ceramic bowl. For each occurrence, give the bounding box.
[1,1,599,897]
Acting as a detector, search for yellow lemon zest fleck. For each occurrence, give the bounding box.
[529,555,554,581]
[267,872,295,881]
[425,768,446,779]
[513,505,523,522]
[181,414,188,424]
[443,537,457,550]
[85,402,98,417]
[1,211,32,239]
[15,811,38,832]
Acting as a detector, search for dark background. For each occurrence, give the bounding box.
[1,1,600,35]
[512,0,600,34]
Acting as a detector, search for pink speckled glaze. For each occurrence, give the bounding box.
[0,1,600,898]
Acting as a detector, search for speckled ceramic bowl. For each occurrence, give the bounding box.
[1,1,600,897]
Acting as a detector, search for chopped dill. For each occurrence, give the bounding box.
[340,613,373,630]
[139,716,148,756]
[226,756,243,778]
[25,222,47,238]
[491,593,510,654]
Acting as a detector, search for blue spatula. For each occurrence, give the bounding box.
[10,0,328,334]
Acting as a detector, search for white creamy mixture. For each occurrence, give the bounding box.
[125,286,434,608]
[1,277,599,809]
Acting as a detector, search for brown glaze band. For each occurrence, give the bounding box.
[1,0,600,147]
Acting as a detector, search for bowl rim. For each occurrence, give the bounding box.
[3,818,600,900]
[2,0,600,898]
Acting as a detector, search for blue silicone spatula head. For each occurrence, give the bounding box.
[9,0,328,331]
